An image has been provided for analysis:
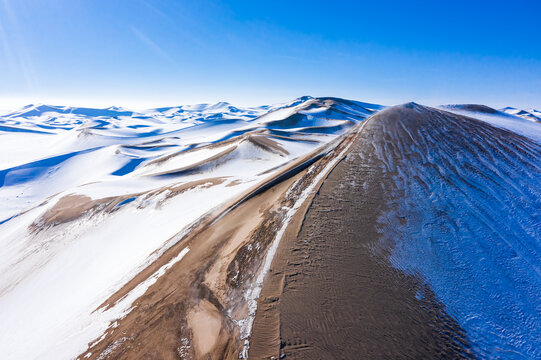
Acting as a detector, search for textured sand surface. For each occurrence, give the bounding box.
[250,103,541,359]
[250,105,475,359]
[77,127,360,359]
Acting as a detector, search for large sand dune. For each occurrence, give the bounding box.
[250,103,541,359]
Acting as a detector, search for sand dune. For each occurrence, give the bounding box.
[0,98,539,359]
[0,97,377,359]
[250,103,541,359]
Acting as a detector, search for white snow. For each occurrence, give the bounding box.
[0,97,377,359]
[440,106,541,144]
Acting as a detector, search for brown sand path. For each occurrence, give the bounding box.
[249,106,474,359]
[76,123,361,360]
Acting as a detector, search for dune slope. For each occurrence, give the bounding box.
[250,103,541,359]
[0,97,380,359]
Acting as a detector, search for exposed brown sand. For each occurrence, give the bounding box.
[144,129,276,169]
[34,178,227,231]
[246,135,289,155]
[77,129,357,360]
[79,169,318,359]
[39,194,99,224]
[249,106,475,359]
[147,133,292,178]
[187,300,223,357]
[148,145,238,177]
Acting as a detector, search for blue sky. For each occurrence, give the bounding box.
[1,0,540,109]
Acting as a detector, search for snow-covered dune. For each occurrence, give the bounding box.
[501,106,541,122]
[245,103,541,360]
[440,104,541,143]
[371,103,541,359]
[0,96,380,359]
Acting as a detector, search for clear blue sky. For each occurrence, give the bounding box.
[1,0,540,109]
